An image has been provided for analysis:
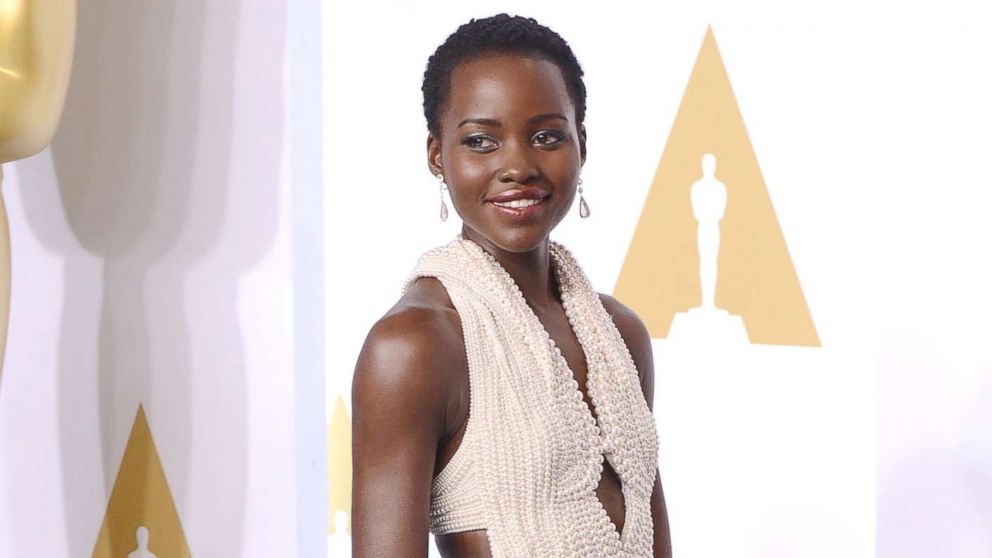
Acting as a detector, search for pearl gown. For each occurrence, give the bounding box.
[400,234,659,557]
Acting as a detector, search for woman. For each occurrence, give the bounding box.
[352,14,671,557]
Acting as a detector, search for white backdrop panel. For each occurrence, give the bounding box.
[322,1,900,556]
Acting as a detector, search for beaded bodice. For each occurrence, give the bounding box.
[400,235,659,557]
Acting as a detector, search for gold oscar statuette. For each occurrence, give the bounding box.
[0,0,76,385]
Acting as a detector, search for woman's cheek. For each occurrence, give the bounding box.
[450,164,493,197]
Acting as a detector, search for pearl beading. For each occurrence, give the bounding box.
[400,235,660,557]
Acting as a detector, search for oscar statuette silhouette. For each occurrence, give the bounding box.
[668,153,748,345]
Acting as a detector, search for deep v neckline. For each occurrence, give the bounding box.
[457,235,605,429]
[457,235,630,546]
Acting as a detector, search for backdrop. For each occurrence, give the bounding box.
[324,1,990,557]
[2,1,990,557]
[0,1,325,557]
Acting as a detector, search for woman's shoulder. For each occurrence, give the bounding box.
[383,275,461,342]
[596,292,654,396]
[596,293,647,338]
[353,276,464,407]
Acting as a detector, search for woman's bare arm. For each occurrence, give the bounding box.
[351,307,455,557]
[599,294,673,558]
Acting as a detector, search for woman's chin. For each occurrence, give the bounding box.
[465,225,552,254]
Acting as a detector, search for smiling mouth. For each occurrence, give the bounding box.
[487,194,550,219]
[490,197,545,209]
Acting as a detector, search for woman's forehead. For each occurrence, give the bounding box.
[444,54,574,124]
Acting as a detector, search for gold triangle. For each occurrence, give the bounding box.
[328,393,352,535]
[614,26,820,347]
[92,405,192,558]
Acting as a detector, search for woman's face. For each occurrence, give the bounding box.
[428,53,586,253]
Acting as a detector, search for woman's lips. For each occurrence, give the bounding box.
[487,195,549,220]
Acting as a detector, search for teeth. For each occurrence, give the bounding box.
[493,198,541,209]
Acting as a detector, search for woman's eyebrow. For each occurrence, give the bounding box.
[458,117,500,129]
[456,113,569,130]
[528,113,568,124]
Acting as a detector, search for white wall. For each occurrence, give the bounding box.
[873,3,992,556]
[0,1,322,556]
[320,1,905,556]
[3,1,988,556]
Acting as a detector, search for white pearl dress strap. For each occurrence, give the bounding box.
[400,234,660,557]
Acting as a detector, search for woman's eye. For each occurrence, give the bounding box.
[534,131,564,146]
[464,135,496,150]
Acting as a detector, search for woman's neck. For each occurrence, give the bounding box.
[461,226,560,310]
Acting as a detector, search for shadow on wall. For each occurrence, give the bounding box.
[15,0,286,555]
[877,333,992,558]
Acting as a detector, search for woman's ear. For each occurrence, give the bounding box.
[578,124,587,167]
[427,133,443,176]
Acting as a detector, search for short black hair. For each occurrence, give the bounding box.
[422,13,587,139]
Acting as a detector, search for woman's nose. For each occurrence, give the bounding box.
[497,139,538,183]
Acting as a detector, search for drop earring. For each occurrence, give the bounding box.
[437,173,449,222]
[577,177,590,218]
